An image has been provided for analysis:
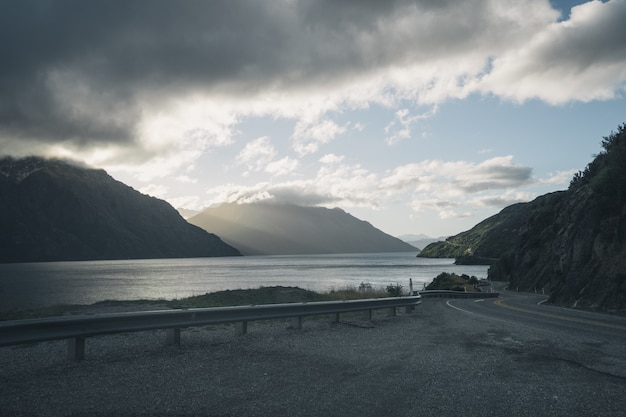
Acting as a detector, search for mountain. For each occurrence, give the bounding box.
[417,196,551,261]
[489,124,626,312]
[188,202,417,255]
[398,234,448,251]
[421,124,626,313]
[0,156,241,262]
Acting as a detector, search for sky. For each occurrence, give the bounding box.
[1,0,625,238]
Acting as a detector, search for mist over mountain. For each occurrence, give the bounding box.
[0,156,241,262]
[189,203,417,255]
[398,234,447,252]
[421,124,626,313]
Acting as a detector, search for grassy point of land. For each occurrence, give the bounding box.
[0,284,396,321]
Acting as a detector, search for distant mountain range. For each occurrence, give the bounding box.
[189,202,418,255]
[397,234,447,252]
[0,157,241,262]
[420,124,626,313]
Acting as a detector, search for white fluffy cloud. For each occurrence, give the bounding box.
[236,136,277,173]
[202,154,552,221]
[479,0,626,104]
[266,157,300,176]
[292,119,348,155]
[385,106,437,145]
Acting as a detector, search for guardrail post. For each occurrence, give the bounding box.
[294,316,303,330]
[334,313,340,323]
[165,328,181,345]
[68,337,85,361]
[237,321,248,335]
[365,309,373,320]
[389,307,396,317]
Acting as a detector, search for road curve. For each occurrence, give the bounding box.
[446,283,626,380]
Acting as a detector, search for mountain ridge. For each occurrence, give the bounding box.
[189,202,418,255]
[0,156,241,262]
[419,124,626,313]
[417,194,560,260]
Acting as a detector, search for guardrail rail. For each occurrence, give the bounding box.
[0,296,421,360]
[418,290,499,299]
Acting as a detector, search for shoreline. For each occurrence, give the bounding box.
[0,285,391,321]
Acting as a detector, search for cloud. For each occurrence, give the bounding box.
[385,106,437,145]
[138,183,169,199]
[235,137,299,176]
[176,175,198,184]
[266,157,300,176]
[0,0,624,180]
[380,156,533,194]
[201,154,548,220]
[292,119,347,155]
[319,154,345,164]
[455,156,533,192]
[479,0,626,103]
[475,191,536,208]
[236,136,277,173]
[538,169,579,185]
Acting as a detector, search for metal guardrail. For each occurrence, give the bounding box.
[418,290,499,299]
[0,296,421,360]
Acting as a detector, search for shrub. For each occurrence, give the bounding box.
[386,283,403,297]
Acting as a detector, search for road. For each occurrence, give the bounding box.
[2,287,626,416]
[446,283,626,380]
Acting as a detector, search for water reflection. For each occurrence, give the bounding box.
[0,253,489,311]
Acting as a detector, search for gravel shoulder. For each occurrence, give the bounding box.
[1,300,625,417]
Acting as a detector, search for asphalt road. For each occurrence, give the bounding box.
[447,283,626,380]
[2,289,626,417]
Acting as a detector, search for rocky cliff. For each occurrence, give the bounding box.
[420,124,626,313]
[490,124,626,313]
[0,156,241,262]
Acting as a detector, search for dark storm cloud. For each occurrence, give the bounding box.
[0,0,525,149]
[0,1,142,144]
[457,163,533,193]
[0,0,437,92]
[4,0,622,153]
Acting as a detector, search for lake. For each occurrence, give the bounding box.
[0,253,489,311]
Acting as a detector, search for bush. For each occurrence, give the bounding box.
[386,283,403,297]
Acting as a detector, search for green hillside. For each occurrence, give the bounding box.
[417,195,555,261]
[420,123,626,313]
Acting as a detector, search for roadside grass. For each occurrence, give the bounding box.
[0,284,399,321]
[0,304,79,321]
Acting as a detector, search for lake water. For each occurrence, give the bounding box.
[0,253,489,311]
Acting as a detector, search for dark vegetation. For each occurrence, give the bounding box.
[454,255,497,265]
[417,200,540,260]
[492,124,626,312]
[0,285,397,321]
[169,286,328,308]
[425,272,480,292]
[422,124,626,313]
[0,157,241,262]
